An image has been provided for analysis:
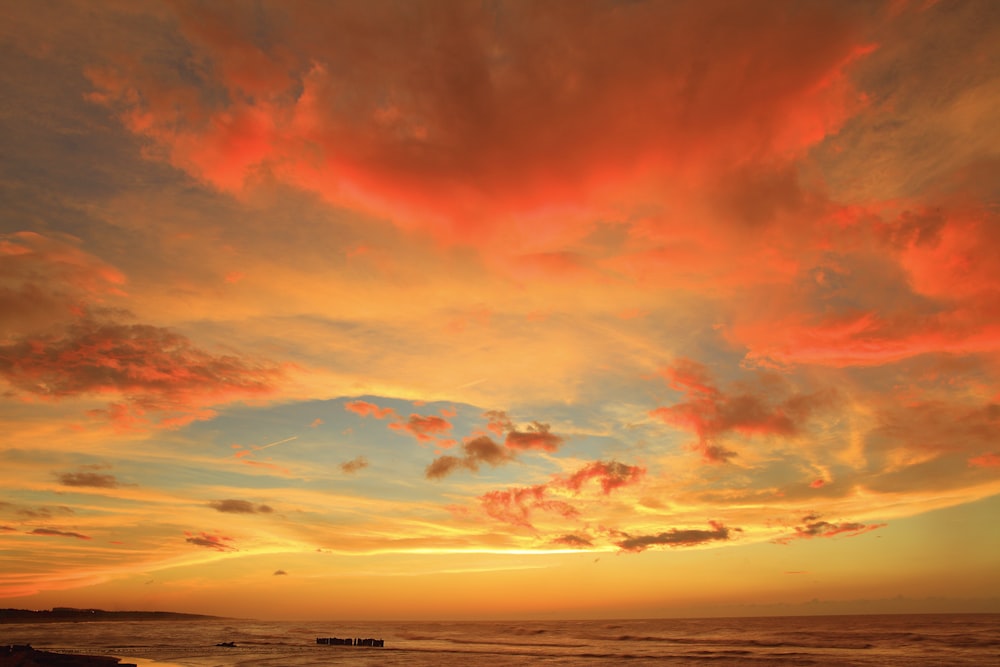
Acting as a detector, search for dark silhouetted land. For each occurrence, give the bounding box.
[0,608,223,624]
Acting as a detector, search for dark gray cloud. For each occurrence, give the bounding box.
[504,421,565,452]
[57,471,121,488]
[185,531,236,551]
[30,527,90,540]
[340,456,369,474]
[616,522,735,552]
[209,499,273,514]
[776,514,884,544]
[16,505,73,519]
[426,435,516,479]
[552,534,593,548]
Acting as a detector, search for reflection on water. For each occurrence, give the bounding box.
[3,614,999,667]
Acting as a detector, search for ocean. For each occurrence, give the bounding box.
[3,614,998,666]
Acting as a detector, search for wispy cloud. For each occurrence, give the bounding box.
[775,514,884,544]
[651,359,836,463]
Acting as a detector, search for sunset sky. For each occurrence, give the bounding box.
[1,0,999,621]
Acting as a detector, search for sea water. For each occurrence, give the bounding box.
[3,614,998,666]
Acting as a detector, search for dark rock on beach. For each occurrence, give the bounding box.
[0,645,136,667]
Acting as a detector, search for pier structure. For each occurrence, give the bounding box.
[316,637,384,647]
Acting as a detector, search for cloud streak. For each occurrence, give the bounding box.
[616,522,735,553]
[184,532,237,551]
[30,528,91,540]
[208,499,274,514]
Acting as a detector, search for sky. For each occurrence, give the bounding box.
[1,0,999,621]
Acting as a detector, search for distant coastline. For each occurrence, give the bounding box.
[0,607,225,623]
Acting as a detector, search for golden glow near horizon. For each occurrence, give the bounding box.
[1,0,999,620]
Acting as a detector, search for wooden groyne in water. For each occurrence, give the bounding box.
[316,637,384,647]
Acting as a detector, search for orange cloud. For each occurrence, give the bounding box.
[871,399,1000,462]
[0,231,126,337]
[343,400,396,419]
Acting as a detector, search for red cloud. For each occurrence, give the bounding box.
[184,531,236,551]
[560,460,645,495]
[0,318,282,430]
[344,400,396,419]
[391,414,452,442]
[86,1,871,245]
[239,459,290,476]
[732,208,1000,369]
[479,485,579,529]
[469,457,646,532]
[651,359,835,462]
[969,453,1000,468]
[504,422,565,452]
